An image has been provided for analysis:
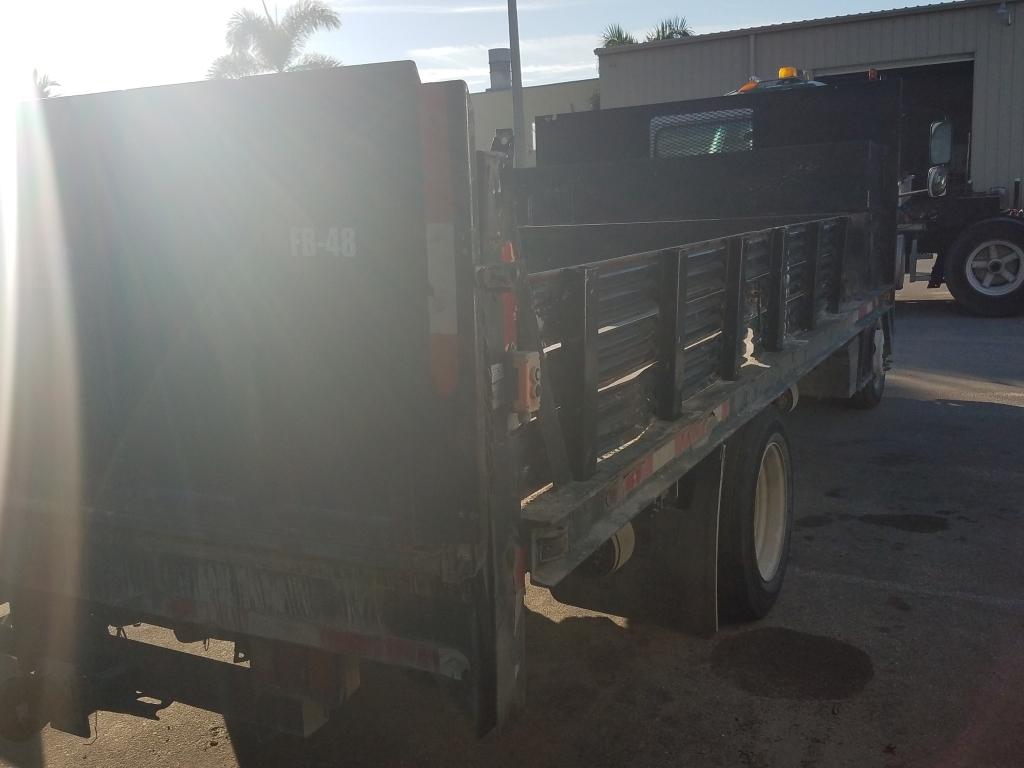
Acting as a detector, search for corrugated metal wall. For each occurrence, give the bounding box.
[598,0,1024,194]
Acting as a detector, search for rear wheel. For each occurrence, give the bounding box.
[945,221,1024,316]
[718,410,794,622]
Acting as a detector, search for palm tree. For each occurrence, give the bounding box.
[33,69,60,98]
[646,16,693,41]
[208,1,341,79]
[601,23,638,48]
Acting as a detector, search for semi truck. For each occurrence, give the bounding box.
[0,61,896,741]
[539,68,1024,316]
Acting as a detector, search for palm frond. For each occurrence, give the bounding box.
[214,3,341,77]
[229,8,297,72]
[208,51,264,79]
[226,8,270,53]
[32,70,61,98]
[265,26,301,71]
[601,23,638,48]
[287,52,341,71]
[282,0,341,47]
[646,16,693,42]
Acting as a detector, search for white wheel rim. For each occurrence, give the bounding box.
[753,440,788,581]
[965,240,1024,297]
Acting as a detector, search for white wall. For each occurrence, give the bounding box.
[470,79,600,167]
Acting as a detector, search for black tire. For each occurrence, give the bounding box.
[944,220,1024,317]
[849,369,885,409]
[718,410,794,623]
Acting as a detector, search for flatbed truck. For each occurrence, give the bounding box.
[0,61,895,740]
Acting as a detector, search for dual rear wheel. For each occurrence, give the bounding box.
[718,411,794,622]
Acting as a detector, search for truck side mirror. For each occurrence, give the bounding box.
[929,120,953,166]
[927,165,948,198]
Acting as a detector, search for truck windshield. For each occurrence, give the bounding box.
[650,108,754,158]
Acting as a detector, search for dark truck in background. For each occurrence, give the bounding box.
[1,61,895,741]
[538,75,1024,316]
[821,64,1024,316]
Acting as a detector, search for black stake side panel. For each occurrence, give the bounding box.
[526,292,893,587]
[518,215,827,273]
[510,137,895,502]
[515,213,865,501]
[516,142,888,236]
[535,79,900,168]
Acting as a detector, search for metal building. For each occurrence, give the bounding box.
[597,0,1023,196]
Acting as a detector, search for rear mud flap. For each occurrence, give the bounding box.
[549,447,723,637]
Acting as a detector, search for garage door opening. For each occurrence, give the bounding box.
[819,60,975,191]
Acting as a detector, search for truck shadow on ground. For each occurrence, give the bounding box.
[225,609,646,768]
[0,737,42,768]
[0,605,881,768]
[894,297,964,314]
[225,607,877,768]
[894,293,1024,337]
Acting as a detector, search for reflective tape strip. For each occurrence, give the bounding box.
[426,221,457,337]
[858,297,880,319]
[419,85,454,223]
[420,84,459,396]
[157,593,469,679]
[607,399,730,507]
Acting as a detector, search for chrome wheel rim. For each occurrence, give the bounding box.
[753,440,788,581]
[965,240,1024,297]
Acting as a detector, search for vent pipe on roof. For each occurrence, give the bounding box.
[488,48,512,91]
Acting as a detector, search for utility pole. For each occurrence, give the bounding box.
[506,0,527,167]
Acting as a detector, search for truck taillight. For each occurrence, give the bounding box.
[511,351,541,417]
[421,84,459,398]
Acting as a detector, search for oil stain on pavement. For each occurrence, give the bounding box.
[710,627,874,700]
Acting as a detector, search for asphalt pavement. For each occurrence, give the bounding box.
[2,279,1022,768]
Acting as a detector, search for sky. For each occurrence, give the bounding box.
[2,1,940,97]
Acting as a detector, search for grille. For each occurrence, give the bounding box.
[650,109,754,159]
